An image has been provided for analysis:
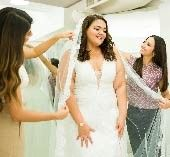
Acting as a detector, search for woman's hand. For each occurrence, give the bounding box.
[159,98,170,109]
[116,115,126,138]
[77,123,95,148]
[55,105,69,120]
[57,31,74,40]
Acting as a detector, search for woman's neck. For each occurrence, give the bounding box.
[87,43,101,57]
[142,56,153,65]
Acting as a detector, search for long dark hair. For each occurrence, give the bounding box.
[0,11,31,111]
[133,35,168,92]
[78,14,116,62]
[0,7,32,41]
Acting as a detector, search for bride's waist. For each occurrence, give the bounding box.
[75,86,115,93]
[75,90,116,98]
[74,93,117,111]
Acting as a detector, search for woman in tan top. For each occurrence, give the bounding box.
[0,7,71,157]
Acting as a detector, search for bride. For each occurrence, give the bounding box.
[55,14,127,157]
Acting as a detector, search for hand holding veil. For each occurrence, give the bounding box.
[54,18,84,156]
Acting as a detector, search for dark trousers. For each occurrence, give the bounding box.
[126,105,160,156]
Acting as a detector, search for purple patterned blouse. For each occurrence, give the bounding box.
[127,55,162,109]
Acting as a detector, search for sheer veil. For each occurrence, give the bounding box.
[54,18,83,110]
[54,17,84,157]
[54,10,93,110]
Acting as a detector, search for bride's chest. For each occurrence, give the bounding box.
[74,60,116,84]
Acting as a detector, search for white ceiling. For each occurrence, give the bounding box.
[29,0,81,7]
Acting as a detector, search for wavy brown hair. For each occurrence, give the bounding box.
[0,11,31,111]
[133,35,168,92]
[78,14,116,62]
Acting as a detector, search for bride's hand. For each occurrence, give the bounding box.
[77,123,95,148]
[116,115,125,138]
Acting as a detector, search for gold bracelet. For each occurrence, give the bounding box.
[79,122,85,127]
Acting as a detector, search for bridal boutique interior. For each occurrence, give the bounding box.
[0,0,170,157]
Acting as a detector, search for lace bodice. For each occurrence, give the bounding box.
[74,59,118,110]
[75,59,116,89]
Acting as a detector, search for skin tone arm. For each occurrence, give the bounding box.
[24,31,74,59]
[8,87,69,122]
[113,47,127,137]
[58,51,94,147]
[66,72,94,148]
[39,55,58,76]
[121,52,132,60]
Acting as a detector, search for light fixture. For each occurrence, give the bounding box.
[10,0,29,5]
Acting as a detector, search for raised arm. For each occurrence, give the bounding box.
[24,31,74,59]
[39,55,58,76]
[113,45,132,61]
[121,52,132,60]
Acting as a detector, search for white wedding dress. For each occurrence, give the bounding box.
[55,59,127,157]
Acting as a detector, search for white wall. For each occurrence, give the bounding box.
[0,3,64,41]
[64,0,86,29]
[105,8,160,53]
[26,8,64,41]
[160,0,170,80]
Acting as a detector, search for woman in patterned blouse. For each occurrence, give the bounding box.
[122,35,170,156]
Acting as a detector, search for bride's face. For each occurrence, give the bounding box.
[86,19,106,47]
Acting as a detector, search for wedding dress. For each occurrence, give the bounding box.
[55,58,127,157]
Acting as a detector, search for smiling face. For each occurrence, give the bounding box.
[86,19,106,47]
[140,37,155,57]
